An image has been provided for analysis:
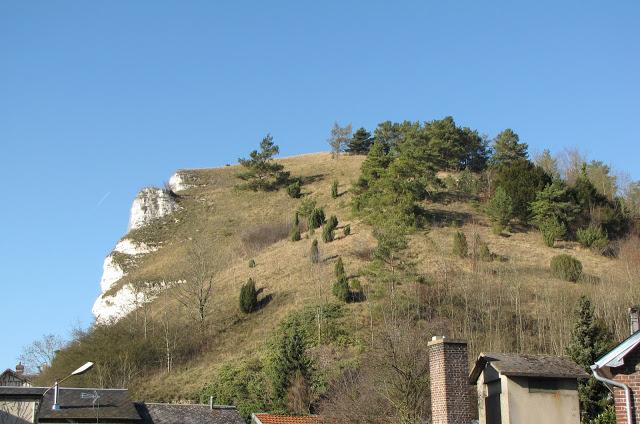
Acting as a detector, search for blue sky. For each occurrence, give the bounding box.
[1,1,638,370]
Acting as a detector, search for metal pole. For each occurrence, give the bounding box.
[52,381,60,410]
[591,365,632,424]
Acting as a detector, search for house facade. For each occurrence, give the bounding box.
[591,308,640,424]
[469,352,587,424]
[427,336,586,424]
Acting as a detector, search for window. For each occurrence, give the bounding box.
[528,378,559,393]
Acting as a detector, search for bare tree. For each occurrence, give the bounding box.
[173,239,225,341]
[19,334,65,374]
[328,122,352,159]
[0,400,34,424]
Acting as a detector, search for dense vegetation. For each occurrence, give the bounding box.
[28,117,640,423]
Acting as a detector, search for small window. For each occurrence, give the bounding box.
[528,378,559,393]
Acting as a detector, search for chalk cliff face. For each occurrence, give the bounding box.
[93,174,188,323]
[128,188,180,231]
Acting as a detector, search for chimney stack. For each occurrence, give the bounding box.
[428,336,474,424]
[15,362,24,375]
[630,307,640,335]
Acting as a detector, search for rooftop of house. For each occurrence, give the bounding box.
[0,386,243,423]
[137,403,244,424]
[37,388,140,422]
[593,330,640,370]
[252,413,322,424]
[0,386,46,397]
[469,352,588,384]
[0,367,34,384]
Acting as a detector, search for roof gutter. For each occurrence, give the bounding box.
[591,364,632,424]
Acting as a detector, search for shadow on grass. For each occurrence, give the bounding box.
[300,174,326,185]
[430,191,478,205]
[425,209,473,227]
[256,289,273,311]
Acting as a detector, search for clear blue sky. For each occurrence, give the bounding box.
[1,1,638,370]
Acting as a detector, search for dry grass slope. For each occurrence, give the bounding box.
[92,152,637,403]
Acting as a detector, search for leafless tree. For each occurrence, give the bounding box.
[19,334,66,374]
[327,122,352,159]
[0,400,34,424]
[173,239,226,341]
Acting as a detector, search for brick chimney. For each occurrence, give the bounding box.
[428,336,473,424]
[15,362,24,375]
[629,307,640,335]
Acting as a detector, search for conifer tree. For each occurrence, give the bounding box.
[239,278,258,313]
[331,180,339,198]
[269,325,313,406]
[308,208,326,230]
[335,257,345,280]
[490,129,528,167]
[332,276,349,302]
[486,186,513,232]
[566,296,613,420]
[452,231,468,258]
[359,139,391,185]
[237,134,289,190]
[310,239,320,263]
[346,127,373,154]
[531,180,578,246]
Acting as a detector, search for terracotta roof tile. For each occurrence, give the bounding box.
[253,413,322,424]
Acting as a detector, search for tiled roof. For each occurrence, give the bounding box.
[38,388,141,422]
[137,403,244,424]
[470,352,588,383]
[253,413,322,424]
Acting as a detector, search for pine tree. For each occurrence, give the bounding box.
[335,257,345,280]
[332,276,349,302]
[490,128,528,167]
[452,231,468,258]
[310,239,320,263]
[566,296,613,420]
[237,134,289,190]
[289,225,301,242]
[531,180,578,246]
[239,278,258,313]
[308,208,326,230]
[322,222,335,243]
[269,325,313,406]
[346,127,373,155]
[486,186,513,232]
[331,180,339,198]
[359,139,391,184]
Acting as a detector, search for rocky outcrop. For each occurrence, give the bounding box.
[168,171,191,192]
[94,177,184,323]
[128,188,180,231]
[92,238,159,322]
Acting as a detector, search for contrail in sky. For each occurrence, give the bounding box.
[97,191,111,207]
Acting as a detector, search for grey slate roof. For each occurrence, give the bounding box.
[0,386,46,397]
[470,352,588,383]
[38,388,141,422]
[137,403,245,424]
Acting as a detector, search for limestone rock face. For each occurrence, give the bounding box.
[128,188,180,231]
[168,171,191,192]
[93,177,183,323]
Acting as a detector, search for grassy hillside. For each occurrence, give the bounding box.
[40,151,639,420]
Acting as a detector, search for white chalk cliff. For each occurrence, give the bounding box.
[93,173,188,323]
[128,187,181,231]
